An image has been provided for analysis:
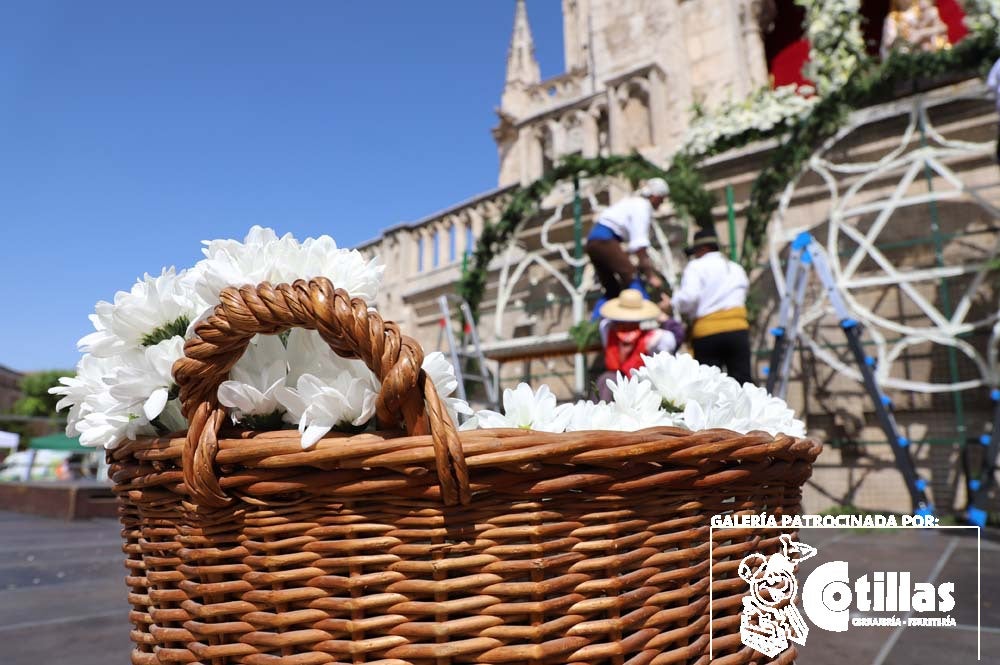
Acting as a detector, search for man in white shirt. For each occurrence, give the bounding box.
[671,228,753,385]
[585,178,668,302]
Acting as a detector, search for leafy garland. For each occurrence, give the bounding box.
[741,25,1000,267]
[459,3,1000,317]
[457,152,715,317]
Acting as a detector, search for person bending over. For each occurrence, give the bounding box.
[585,178,668,304]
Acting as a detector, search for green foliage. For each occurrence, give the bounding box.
[241,410,287,431]
[12,370,73,417]
[568,319,601,352]
[141,315,191,347]
[740,29,1000,271]
[458,153,717,318]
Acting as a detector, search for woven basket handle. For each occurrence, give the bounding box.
[172,277,471,508]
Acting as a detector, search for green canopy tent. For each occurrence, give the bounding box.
[28,433,88,452]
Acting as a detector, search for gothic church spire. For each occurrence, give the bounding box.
[505,0,540,87]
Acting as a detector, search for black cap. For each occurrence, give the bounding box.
[684,228,720,256]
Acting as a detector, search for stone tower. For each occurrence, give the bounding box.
[494,0,775,187]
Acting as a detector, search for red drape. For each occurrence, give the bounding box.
[936,0,969,45]
[770,39,812,89]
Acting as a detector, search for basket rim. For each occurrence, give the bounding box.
[110,426,822,504]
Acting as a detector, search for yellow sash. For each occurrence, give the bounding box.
[691,306,749,340]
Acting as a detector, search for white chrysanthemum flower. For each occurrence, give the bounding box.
[78,267,204,357]
[421,352,473,425]
[195,225,300,304]
[275,372,379,448]
[284,328,379,387]
[680,395,741,432]
[606,373,675,431]
[293,234,385,302]
[564,400,618,432]
[76,405,156,450]
[278,328,381,447]
[733,383,806,437]
[634,352,731,413]
[50,354,121,437]
[217,334,288,422]
[472,383,572,432]
[107,336,186,422]
[195,226,385,305]
[679,382,804,437]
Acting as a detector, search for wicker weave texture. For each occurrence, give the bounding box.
[108,279,820,665]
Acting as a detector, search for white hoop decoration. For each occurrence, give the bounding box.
[770,90,1000,393]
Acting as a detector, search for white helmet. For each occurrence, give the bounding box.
[639,177,669,198]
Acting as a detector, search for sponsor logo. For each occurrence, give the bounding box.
[736,534,957,658]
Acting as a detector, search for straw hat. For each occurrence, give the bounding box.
[599,289,661,322]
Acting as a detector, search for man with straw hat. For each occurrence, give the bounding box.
[595,288,685,401]
[585,178,669,306]
[672,228,753,385]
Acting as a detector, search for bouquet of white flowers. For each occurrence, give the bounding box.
[464,353,804,438]
[51,226,469,450]
[53,226,804,451]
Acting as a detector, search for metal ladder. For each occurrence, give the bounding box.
[766,232,934,517]
[965,390,1000,527]
[436,294,498,409]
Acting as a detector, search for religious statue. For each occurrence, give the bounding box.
[881,0,951,59]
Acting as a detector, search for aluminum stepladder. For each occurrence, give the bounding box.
[965,388,1000,527]
[436,294,499,410]
[766,231,934,517]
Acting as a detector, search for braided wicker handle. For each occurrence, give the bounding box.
[172,278,471,508]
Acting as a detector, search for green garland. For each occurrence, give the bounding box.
[459,22,1000,317]
[457,152,715,317]
[740,28,1000,269]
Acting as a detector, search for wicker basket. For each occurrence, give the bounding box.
[109,278,821,665]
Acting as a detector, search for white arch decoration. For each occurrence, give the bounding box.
[493,180,679,394]
[770,89,1000,393]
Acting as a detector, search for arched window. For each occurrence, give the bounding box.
[449,224,457,263]
[417,236,424,273]
[433,229,441,268]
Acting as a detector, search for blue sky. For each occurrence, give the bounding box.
[0,1,564,372]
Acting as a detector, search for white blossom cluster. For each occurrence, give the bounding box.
[800,0,866,96]
[963,0,1000,37]
[682,84,818,156]
[54,228,804,450]
[682,0,867,156]
[463,352,805,439]
[51,226,468,450]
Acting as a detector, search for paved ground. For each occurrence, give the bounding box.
[0,511,996,664]
[0,511,129,665]
[792,526,1000,665]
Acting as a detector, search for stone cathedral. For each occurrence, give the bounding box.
[358,1,1000,515]
[494,0,772,186]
